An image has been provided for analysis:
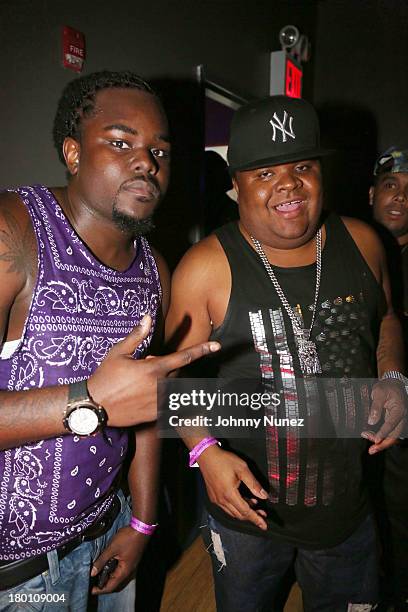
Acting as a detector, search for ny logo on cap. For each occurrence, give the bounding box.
[269,111,296,143]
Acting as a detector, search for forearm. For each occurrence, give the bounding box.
[180,429,212,451]
[0,385,68,450]
[377,312,406,377]
[128,423,161,524]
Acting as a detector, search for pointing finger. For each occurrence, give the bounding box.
[158,341,221,375]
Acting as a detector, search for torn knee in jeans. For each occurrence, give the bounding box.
[347,604,378,611]
[204,517,227,571]
[209,529,226,570]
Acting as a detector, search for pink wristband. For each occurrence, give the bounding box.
[189,436,220,467]
[129,517,158,535]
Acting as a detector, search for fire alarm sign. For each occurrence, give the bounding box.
[62,26,86,73]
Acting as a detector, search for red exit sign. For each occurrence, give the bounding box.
[285,58,302,98]
[270,51,303,98]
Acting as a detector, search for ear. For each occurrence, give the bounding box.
[368,185,374,207]
[63,137,81,176]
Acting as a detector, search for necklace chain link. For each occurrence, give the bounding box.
[250,230,322,375]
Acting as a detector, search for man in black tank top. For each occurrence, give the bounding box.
[369,147,408,612]
[166,97,407,612]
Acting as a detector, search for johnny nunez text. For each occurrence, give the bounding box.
[168,415,305,428]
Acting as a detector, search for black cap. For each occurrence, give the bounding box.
[228,95,332,172]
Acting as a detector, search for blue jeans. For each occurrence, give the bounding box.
[202,513,379,612]
[0,491,135,612]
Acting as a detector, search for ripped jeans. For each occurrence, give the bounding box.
[202,513,378,612]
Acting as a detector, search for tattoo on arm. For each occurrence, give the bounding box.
[0,210,36,279]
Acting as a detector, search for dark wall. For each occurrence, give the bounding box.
[0,0,316,189]
[313,0,408,217]
[0,0,317,264]
[3,0,407,220]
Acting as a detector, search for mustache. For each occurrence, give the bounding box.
[120,175,161,198]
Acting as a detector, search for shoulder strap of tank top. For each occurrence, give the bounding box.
[214,221,258,270]
[323,213,376,274]
[323,212,384,311]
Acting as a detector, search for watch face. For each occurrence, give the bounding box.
[68,406,99,436]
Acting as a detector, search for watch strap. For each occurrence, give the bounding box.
[68,379,89,403]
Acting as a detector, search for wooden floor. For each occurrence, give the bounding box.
[160,537,303,612]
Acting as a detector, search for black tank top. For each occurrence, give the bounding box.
[207,214,385,548]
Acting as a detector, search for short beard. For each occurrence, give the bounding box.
[112,207,155,237]
[390,226,408,239]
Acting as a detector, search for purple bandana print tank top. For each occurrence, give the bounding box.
[0,185,161,561]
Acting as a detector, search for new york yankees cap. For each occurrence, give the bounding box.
[373,146,408,176]
[228,95,331,172]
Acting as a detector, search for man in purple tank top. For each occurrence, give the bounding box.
[0,71,219,610]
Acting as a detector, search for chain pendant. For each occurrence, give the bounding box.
[295,330,322,376]
[251,230,323,377]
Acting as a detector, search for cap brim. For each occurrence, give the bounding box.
[229,148,335,173]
